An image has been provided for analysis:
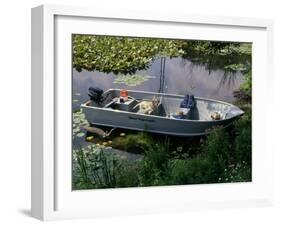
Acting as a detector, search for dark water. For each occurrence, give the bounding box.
[72,57,243,110]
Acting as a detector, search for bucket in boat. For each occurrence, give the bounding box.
[120,89,129,102]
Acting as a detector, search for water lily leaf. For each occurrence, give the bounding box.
[73,35,184,74]
[76,132,85,137]
[113,74,155,86]
[73,119,80,124]
[73,128,80,133]
[224,64,248,72]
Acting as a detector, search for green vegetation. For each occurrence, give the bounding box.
[111,133,152,154]
[73,35,251,76]
[180,41,252,100]
[110,132,201,156]
[73,35,183,74]
[138,138,170,186]
[234,70,252,102]
[73,112,251,189]
[72,109,88,139]
[180,41,251,73]
[72,87,252,189]
[72,35,252,190]
[73,145,140,189]
[113,74,155,86]
[73,35,252,103]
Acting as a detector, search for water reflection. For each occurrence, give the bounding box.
[72,57,243,110]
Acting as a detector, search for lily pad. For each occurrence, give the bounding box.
[76,132,85,137]
[224,63,248,72]
[73,128,80,133]
[113,74,155,86]
[73,35,183,74]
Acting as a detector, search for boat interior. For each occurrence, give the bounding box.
[86,89,243,121]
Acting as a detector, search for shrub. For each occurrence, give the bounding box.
[115,162,140,188]
[234,112,252,165]
[221,162,252,183]
[139,138,170,186]
[168,158,214,185]
[201,127,232,179]
[169,125,252,185]
[238,71,252,99]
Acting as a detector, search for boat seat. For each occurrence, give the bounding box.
[104,97,137,112]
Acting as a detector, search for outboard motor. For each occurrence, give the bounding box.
[88,87,104,105]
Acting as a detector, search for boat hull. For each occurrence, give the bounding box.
[81,89,243,136]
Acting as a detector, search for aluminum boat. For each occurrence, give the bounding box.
[81,88,244,136]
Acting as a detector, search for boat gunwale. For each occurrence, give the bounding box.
[81,89,244,123]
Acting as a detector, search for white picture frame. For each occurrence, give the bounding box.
[31,4,274,221]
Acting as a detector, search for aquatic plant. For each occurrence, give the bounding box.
[72,109,88,138]
[73,145,140,189]
[73,146,116,189]
[72,35,252,190]
[73,35,252,96]
[113,74,155,86]
[180,41,252,75]
[72,147,92,189]
[111,132,152,154]
[73,35,183,75]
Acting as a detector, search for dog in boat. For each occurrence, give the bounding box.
[133,96,160,115]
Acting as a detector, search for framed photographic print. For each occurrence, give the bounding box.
[31,4,274,221]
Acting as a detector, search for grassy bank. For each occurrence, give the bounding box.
[73,109,251,190]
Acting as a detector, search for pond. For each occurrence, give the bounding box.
[72,56,243,156]
[71,37,252,190]
[72,57,243,110]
